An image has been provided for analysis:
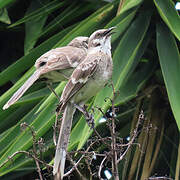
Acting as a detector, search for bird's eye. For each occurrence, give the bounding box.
[95,43,100,47]
[39,61,47,67]
[82,41,88,48]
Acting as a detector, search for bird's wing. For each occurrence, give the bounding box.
[60,56,99,106]
[37,47,86,70]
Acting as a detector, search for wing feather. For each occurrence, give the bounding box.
[60,56,99,107]
[37,47,86,70]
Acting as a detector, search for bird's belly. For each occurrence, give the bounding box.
[41,69,73,82]
[71,59,112,104]
[73,76,108,104]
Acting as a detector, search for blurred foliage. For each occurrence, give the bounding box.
[0,0,179,179]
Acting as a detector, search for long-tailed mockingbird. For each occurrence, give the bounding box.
[53,27,115,179]
[3,37,88,110]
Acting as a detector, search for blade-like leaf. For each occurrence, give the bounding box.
[0,103,40,156]
[70,11,152,149]
[40,2,93,39]
[0,5,116,172]
[114,59,156,106]
[54,2,117,47]
[0,81,65,175]
[154,0,180,41]
[0,101,54,174]
[106,7,138,43]
[0,0,17,9]
[0,25,74,86]
[176,141,180,179]
[117,0,143,15]
[156,23,180,130]
[69,58,155,150]
[0,8,11,24]
[8,0,66,28]
[0,87,55,156]
[36,2,117,113]
[0,101,38,134]
[24,0,48,54]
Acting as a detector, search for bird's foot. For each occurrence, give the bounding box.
[74,104,95,129]
[56,104,61,113]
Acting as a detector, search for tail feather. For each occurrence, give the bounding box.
[3,70,41,110]
[53,102,75,179]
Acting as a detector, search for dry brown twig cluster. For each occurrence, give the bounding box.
[0,82,150,180]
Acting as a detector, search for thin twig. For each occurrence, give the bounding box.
[64,139,99,177]
[98,155,107,179]
[145,176,173,180]
[21,123,43,180]
[93,129,111,148]
[0,150,52,169]
[110,82,119,180]
[117,110,144,163]
[47,83,61,146]
[66,154,85,179]
[47,83,60,100]
[53,113,58,146]
[85,158,93,180]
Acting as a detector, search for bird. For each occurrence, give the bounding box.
[3,36,89,110]
[53,27,115,179]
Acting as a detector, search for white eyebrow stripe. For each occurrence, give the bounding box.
[93,39,100,44]
[71,77,88,84]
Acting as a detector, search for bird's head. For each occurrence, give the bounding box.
[88,27,115,54]
[34,36,89,73]
[35,56,49,71]
[68,36,89,51]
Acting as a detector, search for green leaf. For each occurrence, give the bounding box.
[0,103,39,156]
[24,0,48,54]
[8,0,66,28]
[114,59,156,105]
[0,0,17,9]
[117,0,143,15]
[106,7,138,43]
[0,8,11,24]
[0,101,54,175]
[39,2,93,39]
[70,11,152,149]
[0,25,74,86]
[154,0,180,41]
[0,101,38,134]
[0,68,35,113]
[36,2,117,113]
[0,82,65,175]
[156,22,180,130]
[54,2,117,47]
[0,2,115,86]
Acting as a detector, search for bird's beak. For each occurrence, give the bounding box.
[104,27,116,36]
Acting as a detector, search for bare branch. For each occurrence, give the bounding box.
[98,155,107,179]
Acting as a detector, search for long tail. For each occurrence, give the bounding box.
[53,102,75,180]
[3,70,41,110]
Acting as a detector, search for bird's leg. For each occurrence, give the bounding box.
[74,104,95,129]
[46,82,62,146]
[47,83,62,116]
[57,71,69,80]
[47,82,60,100]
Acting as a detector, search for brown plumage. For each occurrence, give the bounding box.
[3,36,88,110]
[53,27,115,179]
